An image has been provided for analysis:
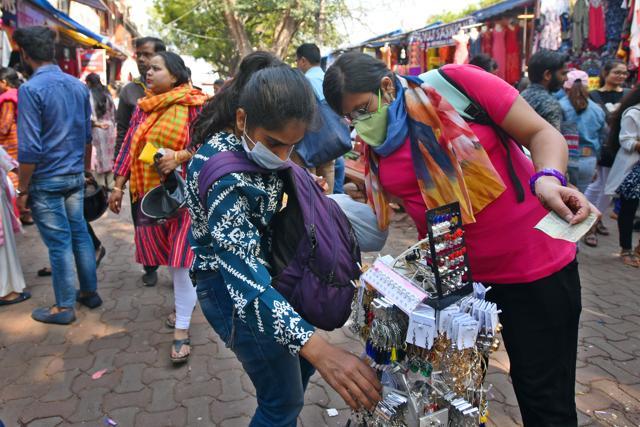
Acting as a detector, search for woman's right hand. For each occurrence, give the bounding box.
[108,190,123,214]
[300,334,381,411]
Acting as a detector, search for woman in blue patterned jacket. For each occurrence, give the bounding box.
[185,52,381,426]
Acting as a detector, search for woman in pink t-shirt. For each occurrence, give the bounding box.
[324,53,595,427]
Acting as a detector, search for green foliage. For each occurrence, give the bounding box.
[152,0,348,75]
[426,0,504,24]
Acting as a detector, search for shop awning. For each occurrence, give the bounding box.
[412,17,476,48]
[26,0,123,55]
[472,0,535,21]
[72,0,108,12]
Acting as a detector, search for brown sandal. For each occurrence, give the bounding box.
[166,311,176,328]
[595,221,610,236]
[621,250,640,268]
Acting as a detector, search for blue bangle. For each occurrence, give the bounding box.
[529,168,567,195]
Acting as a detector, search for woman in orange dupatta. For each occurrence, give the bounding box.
[109,52,207,363]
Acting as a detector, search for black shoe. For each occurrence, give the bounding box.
[95,246,106,268]
[142,269,158,287]
[76,291,103,309]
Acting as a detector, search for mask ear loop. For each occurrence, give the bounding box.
[377,89,382,113]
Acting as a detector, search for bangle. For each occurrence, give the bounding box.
[113,187,124,193]
[529,168,567,195]
[174,151,179,162]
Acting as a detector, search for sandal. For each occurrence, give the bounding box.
[0,291,31,306]
[37,267,52,277]
[634,245,640,259]
[595,221,610,236]
[621,250,640,268]
[166,311,176,329]
[170,338,191,364]
[583,233,598,247]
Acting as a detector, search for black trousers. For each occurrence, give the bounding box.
[618,196,639,250]
[486,260,581,427]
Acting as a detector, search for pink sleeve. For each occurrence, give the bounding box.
[441,64,519,124]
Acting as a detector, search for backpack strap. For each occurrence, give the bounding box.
[435,68,526,204]
[197,151,270,205]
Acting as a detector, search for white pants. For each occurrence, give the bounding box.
[170,267,197,330]
[584,166,612,215]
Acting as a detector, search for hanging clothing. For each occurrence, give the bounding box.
[630,0,640,67]
[606,0,628,53]
[573,0,590,52]
[470,29,482,57]
[481,28,493,54]
[492,25,507,79]
[589,0,607,48]
[453,32,470,64]
[505,24,521,85]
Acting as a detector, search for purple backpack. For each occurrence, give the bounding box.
[198,151,361,331]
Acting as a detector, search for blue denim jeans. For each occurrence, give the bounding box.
[29,173,97,308]
[334,156,345,194]
[195,271,315,426]
[568,155,597,193]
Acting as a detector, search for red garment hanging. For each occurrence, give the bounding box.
[589,3,606,49]
[492,25,507,79]
[505,24,521,84]
[481,28,493,54]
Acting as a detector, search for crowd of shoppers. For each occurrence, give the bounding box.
[0,23,638,427]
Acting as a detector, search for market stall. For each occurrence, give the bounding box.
[347,202,501,427]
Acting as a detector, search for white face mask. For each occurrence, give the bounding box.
[241,130,293,170]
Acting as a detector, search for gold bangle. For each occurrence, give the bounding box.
[113,187,124,193]
[174,151,179,162]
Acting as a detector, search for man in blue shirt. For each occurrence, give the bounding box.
[14,26,101,324]
[295,43,345,194]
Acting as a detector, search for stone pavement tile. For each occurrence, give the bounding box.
[67,387,110,423]
[2,381,49,401]
[88,348,120,373]
[105,407,139,427]
[23,396,80,423]
[591,408,637,426]
[485,372,518,407]
[71,366,122,393]
[220,416,253,427]
[587,357,640,384]
[618,383,640,402]
[25,416,64,427]
[184,354,209,382]
[103,388,152,412]
[486,402,519,427]
[299,404,329,427]
[183,396,214,425]
[577,410,596,426]
[40,369,82,402]
[135,407,187,427]
[590,379,640,412]
[141,364,189,384]
[147,379,180,412]
[576,361,613,386]
[0,397,34,426]
[0,363,28,385]
[174,377,222,401]
[210,396,257,424]
[207,354,241,376]
[29,343,69,358]
[113,347,158,367]
[114,363,146,393]
[240,372,256,396]
[13,355,56,385]
[304,382,329,407]
[576,389,619,414]
[216,369,250,402]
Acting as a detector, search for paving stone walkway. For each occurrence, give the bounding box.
[0,197,638,426]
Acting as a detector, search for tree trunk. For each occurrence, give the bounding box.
[271,0,302,58]
[221,0,253,59]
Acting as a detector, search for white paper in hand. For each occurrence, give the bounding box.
[534,211,598,242]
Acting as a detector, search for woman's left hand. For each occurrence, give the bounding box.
[156,149,181,176]
[535,176,601,224]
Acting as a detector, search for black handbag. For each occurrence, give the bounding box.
[294,98,352,168]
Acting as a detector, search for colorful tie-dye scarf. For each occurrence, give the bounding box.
[366,76,506,229]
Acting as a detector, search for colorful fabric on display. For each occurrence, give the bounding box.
[365,76,506,228]
[453,32,470,64]
[481,28,492,54]
[505,24,521,85]
[0,88,18,189]
[589,0,606,49]
[630,0,640,67]
[573,0,590,52]
[469,31,482,57]
[128,84,207,201]
[492,25,507,79]
[606,0,627,53]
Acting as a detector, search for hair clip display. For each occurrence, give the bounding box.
[349,203,500,427]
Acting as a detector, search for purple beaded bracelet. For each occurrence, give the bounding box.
[529,168,567,195]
